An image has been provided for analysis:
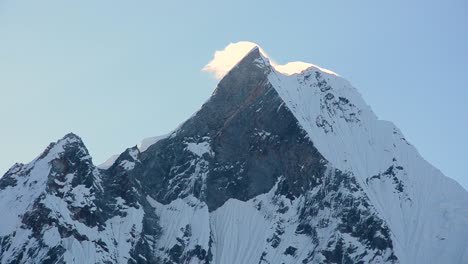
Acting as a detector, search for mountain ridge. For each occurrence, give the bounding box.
[1,43,467,264]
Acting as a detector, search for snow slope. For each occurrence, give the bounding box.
[204,41,468,263]
[1,42,467,264]
[0,135,146,264]
[243,45,468,264]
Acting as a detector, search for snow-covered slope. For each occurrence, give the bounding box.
[1,42,467,264]
[0,134,148,263]
[258,47,468,264]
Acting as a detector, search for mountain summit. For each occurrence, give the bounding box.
[202,41,337,79]
[1,42,467,264]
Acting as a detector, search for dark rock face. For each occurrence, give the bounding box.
[135,48,326,211]
[0,48,398,263]
[296,168,397,263]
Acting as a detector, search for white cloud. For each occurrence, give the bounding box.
[202,41,266,79]
[202,41,337,79]
[274,61,338,76]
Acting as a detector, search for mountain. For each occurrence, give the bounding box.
[1,44,467,264]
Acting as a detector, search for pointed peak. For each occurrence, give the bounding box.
[243,45,263,59]
[61,132,83,143]
[232,46,270,71]
[202,41,339,79]
[202,41,271,79]
[107,146,140,171]
[1,162,24,179]
[37,133,89,162]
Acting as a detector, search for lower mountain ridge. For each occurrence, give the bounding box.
[1,44,467,264]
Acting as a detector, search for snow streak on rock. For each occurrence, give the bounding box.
[1,42,468,264]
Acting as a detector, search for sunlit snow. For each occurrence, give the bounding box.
[203,41,337,79]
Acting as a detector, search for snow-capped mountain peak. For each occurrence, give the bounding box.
[1,42,467,264]
[203,41,337,80]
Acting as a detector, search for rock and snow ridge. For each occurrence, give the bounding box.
[203,41,338,79]
[221,43,468,263]
[1,42,467,264]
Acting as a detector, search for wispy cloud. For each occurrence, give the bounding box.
[202,41,266,79]
[202,41,337,79]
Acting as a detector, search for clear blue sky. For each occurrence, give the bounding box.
[0,0,467,190]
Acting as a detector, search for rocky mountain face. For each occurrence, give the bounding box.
[1,47,467,264]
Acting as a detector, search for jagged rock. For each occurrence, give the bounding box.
[1,44,467,264]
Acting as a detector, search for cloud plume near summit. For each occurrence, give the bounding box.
[202,41,264,79]
[202,41,337,79]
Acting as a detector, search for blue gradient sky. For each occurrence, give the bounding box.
[0,0,467,190]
